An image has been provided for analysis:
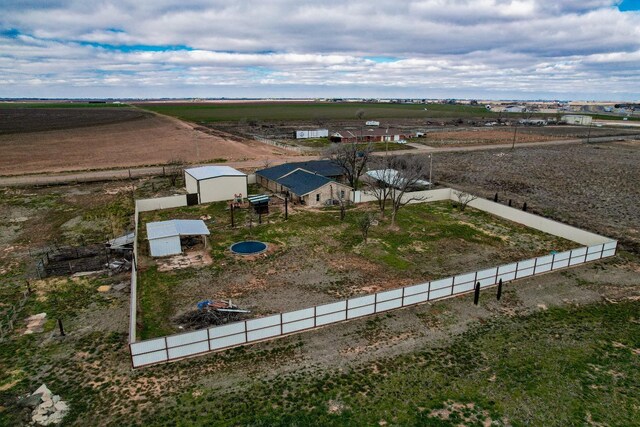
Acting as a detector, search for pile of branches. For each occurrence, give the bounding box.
[175,310,247,330]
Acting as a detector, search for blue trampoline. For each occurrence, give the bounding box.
[230,241,268,255]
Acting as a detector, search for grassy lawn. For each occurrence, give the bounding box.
[141,299,640,426]
[134,102,498,123]
[0,102,131,108]
[136,200,573,339]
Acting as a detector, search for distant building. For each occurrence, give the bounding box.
[504,105,527,113]
[330,128,414,143]
[294,129,329,139]
[561,115,593,126]
[365,120,380,126]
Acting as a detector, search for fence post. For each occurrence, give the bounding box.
[474,282,480,305]
[497,278,503,301]
[58,319,65,336]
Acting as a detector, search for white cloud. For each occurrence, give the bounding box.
[0,0,639,99]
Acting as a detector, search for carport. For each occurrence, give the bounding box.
[146,220,210,257]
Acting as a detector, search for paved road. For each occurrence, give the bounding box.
[1,134,637,186]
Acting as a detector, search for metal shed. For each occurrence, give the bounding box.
[146,220,210,257]
[184,166,248,204]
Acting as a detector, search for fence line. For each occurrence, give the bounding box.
[129,206,139,344]
[0,288,30,341]
[130,240,617,368]
[250,135,312,153]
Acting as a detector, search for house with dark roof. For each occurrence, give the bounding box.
[330,128,414,143]
[255,160,351,207]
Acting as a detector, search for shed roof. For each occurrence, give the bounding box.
[256,160,343,181]
[146,220,210,240]
[366,169,431,189]
[184,165,246,181]
[277,169,334,196]
[247,194,270,204]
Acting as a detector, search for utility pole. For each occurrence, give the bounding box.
[428,154,433,189]
[586,120,593,144]
[511,122,518,150]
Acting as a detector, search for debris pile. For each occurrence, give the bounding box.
[19,384,69,426]
[176,299,250,330]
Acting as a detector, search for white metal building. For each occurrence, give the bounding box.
[561,115,593,126]
[294,129,329,139]
[184,166,248,204]
[146,220,210,257]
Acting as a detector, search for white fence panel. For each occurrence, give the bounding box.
[404,283,429,296]
[133,350,168,367]
[166,330,208,348]
[168,341,209,359]
[316,310,347,326]
[552,250,571,269]
[210,333,246,350]
[429,286,452,300]
[282,308,314,324]
[130,338,166,355]
[497,263,517,282]
[376,288,403,302]
[516,258,536,278]
[209,322,245,339]
[430,277,453,290]
[247,325,281,342]
[316,301,347,316]
[569,247,587,266]
[348,305,376,319]
[348,295,376,309]
[375,298,403,312]
[477,267,497,287]
[403,291,429,306]
[454,272,475,286]
[535,255,554,273]
[282,318,314,334]
[246,315,281,331]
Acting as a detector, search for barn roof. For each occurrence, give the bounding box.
[276,170,334,196]
[256,160,343,181]
[184,165,246,181]
[146,220,210,240]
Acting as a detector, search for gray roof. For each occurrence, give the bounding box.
[146,220,210,240]
[277,170,334,196]
[184,165,246,181]
[107,232,135,249]
[256,160,343,181]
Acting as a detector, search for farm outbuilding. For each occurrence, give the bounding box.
[146,220,210,257]
[294,129,329,139]
[184,166,247,204]
[561,115,593,126]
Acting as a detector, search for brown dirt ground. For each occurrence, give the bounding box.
[426,128,566,145]
[0,113,286,176]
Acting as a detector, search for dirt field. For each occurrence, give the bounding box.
[0,107,148,135]
[430,140,640,252]
[421,126,640,146]
[0,111,288,176]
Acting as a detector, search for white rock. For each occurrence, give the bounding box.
[32,413,48,423]
[54,401,68,412]
[34,384,52,398]
[40,399,53,409]
[52,395,60,404]
[46,411,65,424]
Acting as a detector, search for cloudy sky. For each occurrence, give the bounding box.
[1,0,639,100]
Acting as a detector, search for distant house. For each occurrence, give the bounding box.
[184,166,247,204]
[561,115,593,126]
[365,120,380,126]
[294,129,329,139]
[330,128,414,143]
[366,169,431,190]
[255,160,351,207]
[504,105,527,113]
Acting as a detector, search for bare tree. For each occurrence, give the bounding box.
[166,159,185,187]
[355,109,365,120]
[332,185,349,221]
[357,213,373,243]
[367,155,430,225]
[324,142,373,190]
[454,190,478,212]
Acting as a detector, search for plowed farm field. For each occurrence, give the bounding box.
[0,107,285,175]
